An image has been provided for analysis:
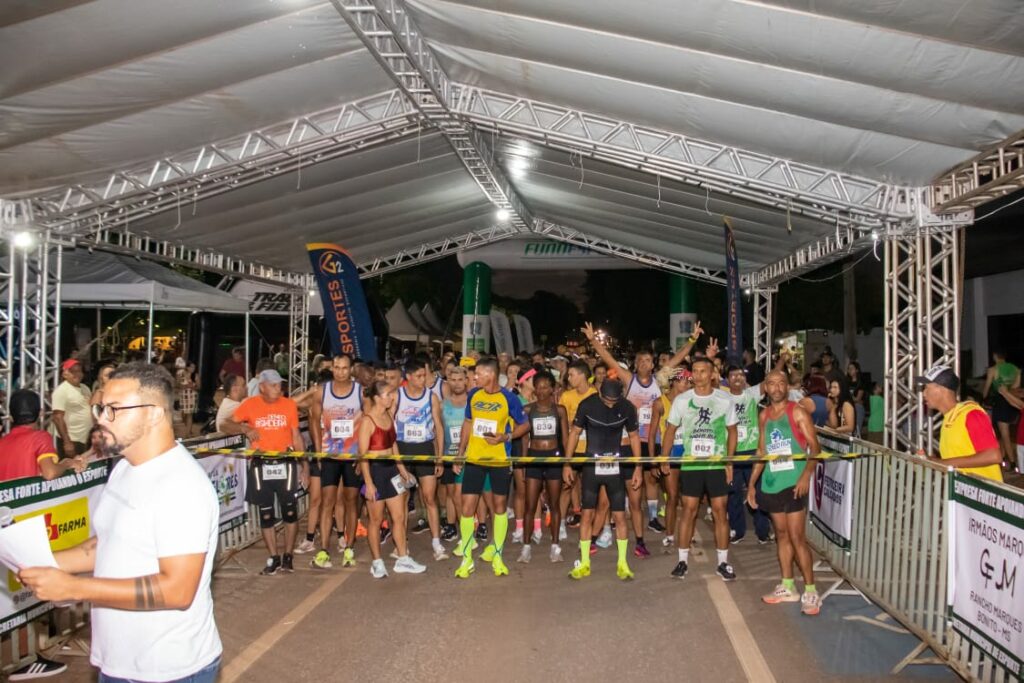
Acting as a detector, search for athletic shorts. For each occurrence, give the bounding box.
[397,440,438,479]
[367,461,403,501]
[440,462,456,485]
[581,465,626,512]
[639,441,656,471]
[319,459,362,488]
[455,467,491,491]
[309,459,321,478]
[462,463,511,497]
[992,394,1018,424]
[664,444,685,469]
[758,486,808,514]
[679,468,729,499]
[246,460,302,508]
[526,448,564,481]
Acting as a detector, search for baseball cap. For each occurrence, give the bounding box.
[258,369,284,385]
[599,379,623,400]
[61,358,80,371]
[9,389,41,422]
[916,365,959,392]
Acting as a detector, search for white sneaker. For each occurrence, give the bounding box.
[433,545,449,561]
[294,539,316,554]
[550,545,563,562]
[531,528,543,544]
[394,555,427,574]
[389,549,400,560]
[512,528,524,544]
[517,545,532,563]
[596,527,613,549]
[662,535,675,548]
[559,521,568,541]
[370,559,388,579]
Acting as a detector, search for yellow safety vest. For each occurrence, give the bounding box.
[938,401,1004,482]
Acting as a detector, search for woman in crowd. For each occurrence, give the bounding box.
[846,361,867,435]
[826,379,857,435]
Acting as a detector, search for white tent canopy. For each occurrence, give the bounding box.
[407,303,440,337]
[1,1,1021,278]
[385,298,426,342]
[60,249,250,314]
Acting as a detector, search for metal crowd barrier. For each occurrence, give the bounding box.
[808,431,1019,683]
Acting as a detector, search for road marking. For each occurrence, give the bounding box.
[705,576,777,683]
[220,570,354,683]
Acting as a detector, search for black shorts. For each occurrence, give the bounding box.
[679,468,729,499]
[397,440,438,479]
[639,441,656,471]
[462,463,512,497]
[992,394,1018,424]
[758,486,808,514]
[320,459,362,488]
[309,459,322,477]
[246,460,302,508]
[368,461,403,501]
[440,463,456,485]
[581,465,626,512]
[526,448,564,481]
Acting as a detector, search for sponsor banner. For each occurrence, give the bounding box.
[462,315,490,354]
[511,315,535,354]
[723,218,744,367]
[0,462,109,635]
[307,243,378,361]
[809,431,854,549]
[229,280,325,317]
[948,474,1024,677]
[490,311,516,356]
[457,239,642,270]
[670,312,697,353]
[196,436,248,531]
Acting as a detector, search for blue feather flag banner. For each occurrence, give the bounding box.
[307,243,378,361]
[723,218,744,367]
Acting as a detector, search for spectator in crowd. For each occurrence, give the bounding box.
[91,360,118,406]
[218,347,246,384]
[982,349,1020,472]
[52,358,94,458]
[247,358,276,396]
[175,358,199,438]
[846,361,867,435]
[919,365,1003,482]
[802,373,830,427]
[215,374,247,433]
[996,385,1023,474]
[826,379,857,435]
[0,390,87,482]
[865,383,885,444]
[742,348,764,386]
[19,362,223,683]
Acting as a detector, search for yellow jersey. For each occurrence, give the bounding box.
[559,387,596,453]
[938,401,1003,482]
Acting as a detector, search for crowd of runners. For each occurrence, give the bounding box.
[219,321,825,617]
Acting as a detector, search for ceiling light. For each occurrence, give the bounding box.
[13,231,35,249]
[496,208,511,222]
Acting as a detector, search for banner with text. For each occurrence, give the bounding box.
[810,431,855,549]
[196,435,248,530]
[511,315,535,354]
[490,310,516,356]
[0,462,109,635]
[723,218,743,366]
[307,243,378,361]
[948,473,1024,678]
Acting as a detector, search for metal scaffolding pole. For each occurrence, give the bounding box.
[287,285,310,394]
[752,288,775,373]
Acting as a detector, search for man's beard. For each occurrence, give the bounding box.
[96,426,135,459]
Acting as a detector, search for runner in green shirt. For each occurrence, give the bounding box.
[747,370,822,616]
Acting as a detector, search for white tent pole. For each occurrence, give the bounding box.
[244,311,251,378]
[96,308,102,361]
[146,283,155,361]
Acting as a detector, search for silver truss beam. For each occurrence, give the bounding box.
[357,224,519,279]
[744,223,868,288]
[288,288,311,394]
[454,86,916,229]
[534,220,725,285]
[333,0,534,232]
[752,288,775,372]
[23,90,421,235]
[884,229,962,453]
[929,129,1024,213]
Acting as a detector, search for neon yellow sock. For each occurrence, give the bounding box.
[804,583,816,593]
[617,538,628,564]
[493,514,508,555]
[580,540,591,564]
[459,516,475,555]
[782,578,796,591]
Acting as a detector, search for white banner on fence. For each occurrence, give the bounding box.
[489,311,516,356]
[511,314,535,354]
[0,462,109,635]
[809,431,855,549]
[948,474,1024,677]
[196,436,248,531]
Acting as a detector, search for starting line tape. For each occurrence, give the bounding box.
[190,448,871,465]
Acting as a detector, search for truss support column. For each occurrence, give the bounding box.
[288,284,310,395]
[752,288,775,373]
[883,229,962,452]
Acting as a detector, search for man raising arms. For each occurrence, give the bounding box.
[748,370,821,615]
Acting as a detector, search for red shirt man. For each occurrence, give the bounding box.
[0,390,86,481]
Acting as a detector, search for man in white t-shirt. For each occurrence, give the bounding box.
[216,373,247,432]
[20,362,222,683]
[51,358,93,457]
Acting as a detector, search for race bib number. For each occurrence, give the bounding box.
[473,418,498,438]
[638,406,653,425]
[768,458,795,473]
[595,453,619,476]
[766,438,794,472]
[691,438,716,458]
[449,426,462,444]
[262,463,287,480]
[390,474,407,495]
[331,419,354,440]
[737,425,749,442]
[404,423,428,442]
[533,416,557,437]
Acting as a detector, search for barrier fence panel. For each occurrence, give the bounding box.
[807,430,1020,682]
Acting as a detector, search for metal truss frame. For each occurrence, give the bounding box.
[453,86,915,230]
[752,288,776,372]
[288,288,311,394]
[23,90,422,235]
[333,0,534,233]
[534,220,725,285]
[884,229,962,452]
[928,129,1024,213]
[356,224,519,279]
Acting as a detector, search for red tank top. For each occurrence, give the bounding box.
[367,417,396,451]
